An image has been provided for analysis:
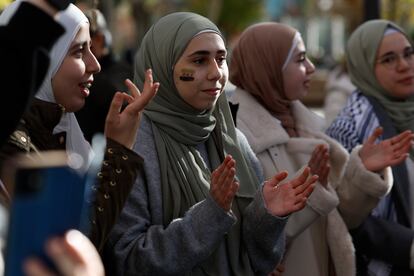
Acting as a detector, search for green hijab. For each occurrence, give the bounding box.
[135,12,259,275]
[346,20,414,144]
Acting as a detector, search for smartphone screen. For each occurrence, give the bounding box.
[4,155,86,276]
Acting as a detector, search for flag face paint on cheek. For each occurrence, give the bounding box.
[179,69,195,81]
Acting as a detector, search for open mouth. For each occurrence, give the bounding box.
[80,82,92,89]
[79,82,92,96]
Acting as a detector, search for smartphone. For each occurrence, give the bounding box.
[4,151,87,276]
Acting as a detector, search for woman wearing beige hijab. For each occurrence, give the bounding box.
[229,22,413,276]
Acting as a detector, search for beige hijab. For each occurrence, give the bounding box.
[230,22,299,136]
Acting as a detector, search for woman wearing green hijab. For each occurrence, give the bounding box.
[327,20,414,275]
[103,12,317,275]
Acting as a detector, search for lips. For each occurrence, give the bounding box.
[79,81,93,97]
[398,76,414,85]
[202,88,221,96]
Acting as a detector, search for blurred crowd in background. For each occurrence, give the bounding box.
[2,0,412,112]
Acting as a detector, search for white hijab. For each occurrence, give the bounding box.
[0,1,93,172]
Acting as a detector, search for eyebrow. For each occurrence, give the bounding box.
[187,49,227,57]
[380,46,413,57]
[69,41,88,52]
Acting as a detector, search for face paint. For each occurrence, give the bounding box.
[179,68,195,81]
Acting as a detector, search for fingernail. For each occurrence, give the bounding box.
[66,230,85,248]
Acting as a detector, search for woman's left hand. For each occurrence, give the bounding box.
[308,144,330,187]
[263,167,317,217]
[105,69,159,149]
[360,127,414,172]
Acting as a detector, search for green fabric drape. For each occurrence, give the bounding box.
[346,19,414,157]
[135,12,260,275]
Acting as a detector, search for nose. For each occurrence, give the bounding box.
[207,60,223,81]
[85,50,101,74]
[396,56,411,72]
[306,58,315,75]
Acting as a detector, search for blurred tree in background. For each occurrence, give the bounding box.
[0,0,12,10]
[382,0,414,30]
[78,0,414,67]
[76,0,265,58]
[187,0,264,37]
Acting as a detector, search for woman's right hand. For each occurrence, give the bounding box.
[105,69,159,149]
[210,155,239,212]
[359,127,413,172]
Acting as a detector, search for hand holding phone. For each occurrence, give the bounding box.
[4,151,86,276]
[23,230,104,276]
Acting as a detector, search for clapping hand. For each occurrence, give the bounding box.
[308,144,330,187]
[210,155,240,212]
[105,69,159,149]
[263,167,317,217]
[359,127,413,172]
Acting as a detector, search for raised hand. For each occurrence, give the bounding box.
[210,155,240,212]
[105,69,159,149]
[263,167,317,217]
[359,127,413,172]
[308,144,330,187]
[23,230,104,276]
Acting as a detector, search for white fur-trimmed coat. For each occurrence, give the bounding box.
[231,88,393,276]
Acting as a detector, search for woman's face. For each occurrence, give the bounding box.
[374,32,414,99]
[52,23,101,112]
[173,32,228,111]
[282,38,315,101]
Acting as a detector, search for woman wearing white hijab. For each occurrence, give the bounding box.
[0,0,158,252]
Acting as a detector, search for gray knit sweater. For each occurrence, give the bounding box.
[103,115,287,275]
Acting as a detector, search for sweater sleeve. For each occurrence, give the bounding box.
[103,118,237,275]
[243,189,288,273]
[104,173,236,276]
[336,145,392,229]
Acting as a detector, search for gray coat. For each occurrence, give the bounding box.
[103,115,288,276]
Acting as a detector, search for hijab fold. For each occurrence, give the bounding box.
[346,19,414,157]
[136,12,259,275]
[230,22,299,137]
